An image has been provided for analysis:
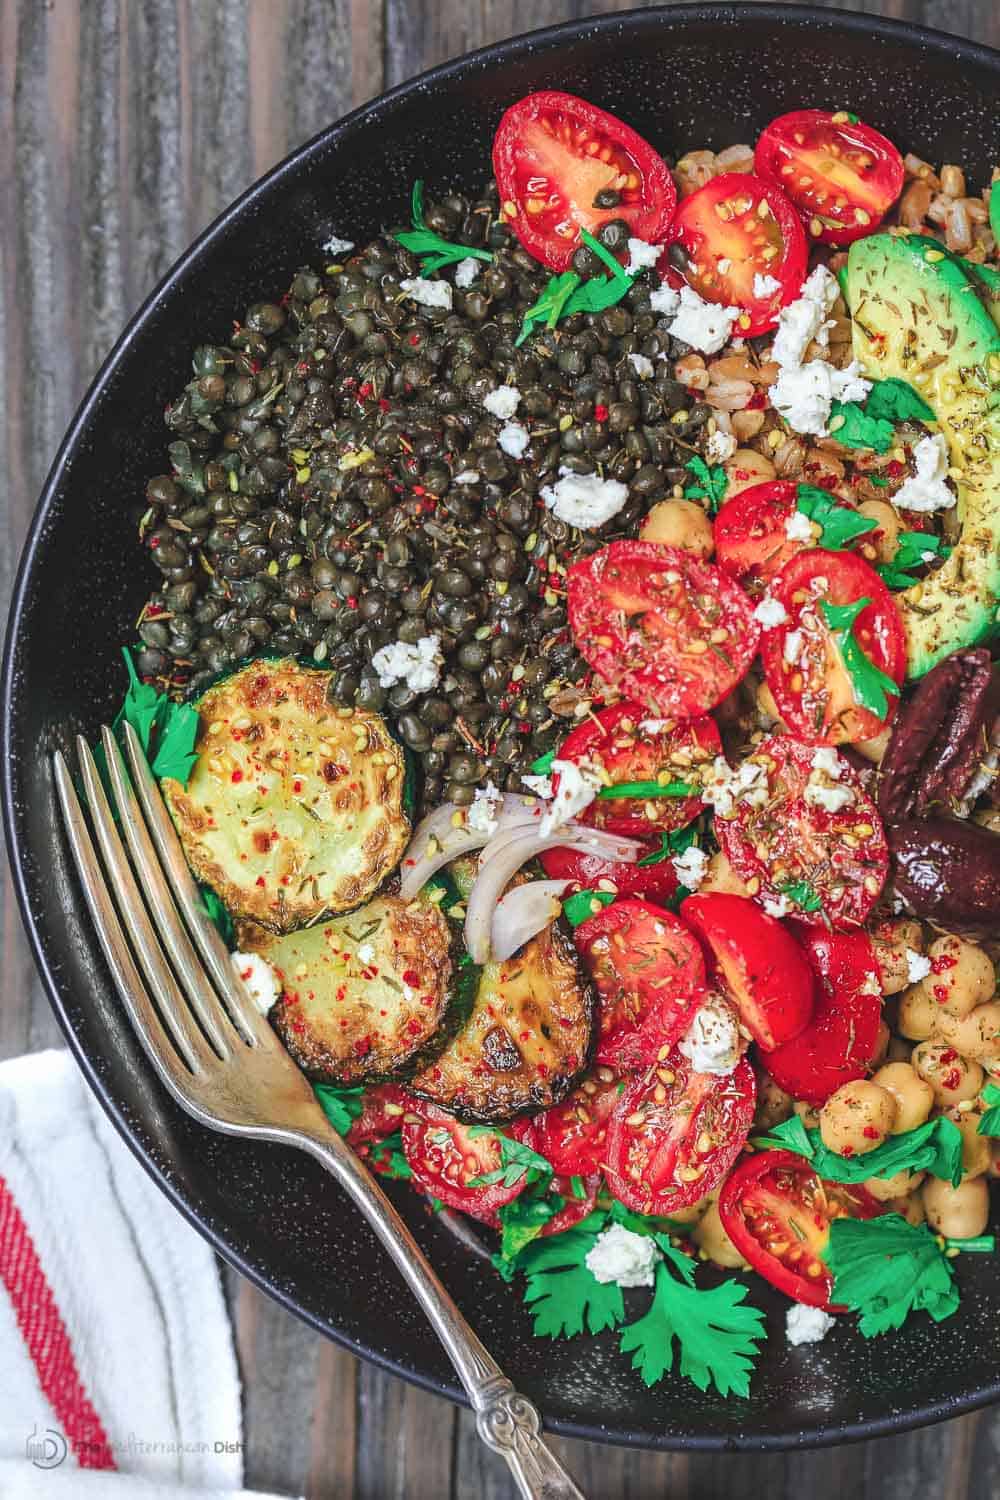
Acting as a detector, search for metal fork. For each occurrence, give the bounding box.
[52,723,585,1500]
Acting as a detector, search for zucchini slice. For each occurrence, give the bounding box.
[241,893,453,1083]
[163,657,410,931]
[408,863,595,1121]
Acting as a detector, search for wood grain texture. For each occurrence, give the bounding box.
[2,2,999,1497]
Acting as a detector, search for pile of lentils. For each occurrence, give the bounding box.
[135,182,715,810]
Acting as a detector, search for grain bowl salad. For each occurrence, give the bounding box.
[109,94,1000,1397]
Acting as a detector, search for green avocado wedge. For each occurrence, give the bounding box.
[847,233,1000,677]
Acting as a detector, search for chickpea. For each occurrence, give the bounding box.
[819,1081,898,1156]
[661,1193,711,1226]
[852,727,892,765]
[639,498,714,558]
[925,934,995,1019]
[870,918,924,997]
[898,982,940,1041]
[754,1072,794,1132]
[723,447,776,501]
[871,1020,891,1069]
[699,850,750,897]
[692,1197,750,1270]
[922,1175,990,1239]
[886,1191,926,1228]
[936,1000,1000,1061]
[872,1061,935,1134]
[912,1039,984,1109]
[794,1098,822,1132]
[856,499,901,564]
[943,1105,992,1179]
[864,1167,926,1203]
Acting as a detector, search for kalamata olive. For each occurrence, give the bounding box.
[890,817,1000,939]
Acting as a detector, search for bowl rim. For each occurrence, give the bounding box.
[5,2,1000,1452]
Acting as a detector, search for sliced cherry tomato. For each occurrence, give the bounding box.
[714,480,810,595]
[492,91,676,272]
[761,549,906,745]
[534,1067,621,1176]
[680,892,814,1050]
[754,109,904,247]
[719,1150,884,1308]
[553,701,720,837]
[540,1173,602,1237]
[664,173,807,335]
[760,926,883,1105]
[575,899,706,1068]
[401,1106,537,1223]
[605,1049,756,1214]
[539,840,681,905]
[566,541,760,717]
[714,734,888,929]
[345,1083,416,1148]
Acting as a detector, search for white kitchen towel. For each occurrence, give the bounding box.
[0,1048,297,1499]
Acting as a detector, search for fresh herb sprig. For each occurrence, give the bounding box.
[314,1082,366,1136]
[776,877,822,912]
[819,596,901,720]
[752,1113,964,1187]
[683,455,728,514]
[467,1129,554,1191]
[795,483,877,550]
[597,778,697,800]
[637,825,699,868]
[95,646,200,792]
[562,890,616,927]
[394,180,494,277]
[877,531,951,591]
[977,1082,1000,1137]
[825,1214,961,1337]
[828,376,934,453]
[516,228,638,346]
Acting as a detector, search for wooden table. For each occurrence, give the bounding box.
[2,3,999,1496]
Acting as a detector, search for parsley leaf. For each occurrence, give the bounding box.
[828,402,895,453]
[168,439,206,497]
[516,272,583,347]
[314,1083,366,1136]
[530,749,555,775]
[467,1128,554,1191]
[367,1131,413,1181]
[562,890,616,927]
[519,1214,626,1338]
[619,1237,765,1397]
[395,179,494,277]
[819,596,901,719]
[825,1214,960,1336]
[752,1114,964,1187]
[150,697,200,784]
[795,483,878,550]
[515,228,636,345]
[598,778,696,800]
[945,1235,996,1254]
[977,1082,1000,1137]
[496,1192,566,1261]
[864,377,935,425]
[990,180,1000,247]
[777,877,823,912]
[877,531,951,590]
[94,646,202,800]
[683,455,728,514]
[637,826,698,867]
[198,885,235,947]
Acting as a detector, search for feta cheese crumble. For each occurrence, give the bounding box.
[322,232,355,256]
[521,774,553,800]
[483,384,522,420]
[754,595,789,629]
[540,759,602,835]
[540,468,630,530]
[454,257,481,288]
[671,844,709,890]
[804,779,855,813]
[763,894,793,920]
[628,352,655,380]
[782,629,804,664]
[399,276,453,311]
[356,942,376,966]
[649,282,681,317]
[668,285,740,355]
[498,422,530,459]
[772,264,839,368]
[706,428,737,463]
[753,272,783,299]
[625,236,663,277]
[468,781,503,836]
[786,1302,836,1346]
[231,952,281,1015]
[811,747,844,779]
[701,756,769,818]
[371,634,443,693]
[784,508,815,542]
[894,434,956,513]
[906,949,932,985]
[679,993,743,1076]
[452,468,480,484]
[770,358,872,438]
[585,1224,659,1288]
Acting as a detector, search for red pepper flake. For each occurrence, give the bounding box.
[255,876,266,887]
[231,769,244,784]
[594,404,609,422]
[379,397,391,412]
[939,1049,958,1064]
[293,779,303,793]
[842,1144,855,1157]
[408,333,421,346]
[346,596,358,609]
[412,485,425,496]
[403,969,420,987]
[933,984,949,1003]
[746,389,767,410]
[886,459,905,478]
[296,361,311,375]
[862,1125,881,1140]
[358,380,373,398]
[353,1038,372,1057]
[931,954,958,973]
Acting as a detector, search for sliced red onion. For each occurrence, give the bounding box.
[464,826,643,963]
[491,880,572,961]
[399,795,543,900]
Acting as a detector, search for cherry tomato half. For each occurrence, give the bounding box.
[566,541,760,718]
[539,841,681,905]
[346,1083,417,1148]
[760,925,884,1105]
[755,109,904,247]
[492,91,676,271]
[714,734,889,929]
[553,701,721,837]
[401,1106,537,1223]
[575,899,706,1069]
[714,480,812,595]
[665,172,807,335]
[719,1150,884,1308]
[605,1048,756,1215]
[534,1070,621,1176]
[680,892,814,1050]
[760,549,906,745]
[540,1174,602,1237]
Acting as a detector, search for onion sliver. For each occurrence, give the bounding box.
[491,880,571,962]
[399,795,543,900]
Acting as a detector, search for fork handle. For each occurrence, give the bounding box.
[296,1123,585,1500]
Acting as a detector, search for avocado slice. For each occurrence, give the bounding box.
[847,233,1000,677]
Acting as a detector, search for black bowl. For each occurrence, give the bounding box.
[5,3,1000,1452]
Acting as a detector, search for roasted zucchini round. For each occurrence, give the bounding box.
[162,657,410,931]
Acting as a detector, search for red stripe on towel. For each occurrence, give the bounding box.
[0,1173,116,1469]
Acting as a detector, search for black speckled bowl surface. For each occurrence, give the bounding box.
[4,3,1000,1451]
